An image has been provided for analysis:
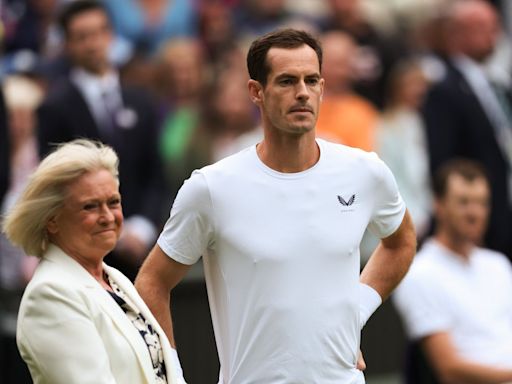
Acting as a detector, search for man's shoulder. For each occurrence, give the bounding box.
[474,246,512,269]
[43,78,80,105]
[199,146,255,175]
[320,138,376,160]
[320,139,390,178]
[405,241,448,279]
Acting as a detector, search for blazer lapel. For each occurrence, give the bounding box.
[89,286,157,383]
[105,265,179,384]
[44,245,157,383]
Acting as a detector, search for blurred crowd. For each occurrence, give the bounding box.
[1,0,512,382]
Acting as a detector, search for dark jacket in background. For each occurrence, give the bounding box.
[37,79,166,279]
[423,62,512,261]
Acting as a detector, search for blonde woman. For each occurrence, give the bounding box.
[3,139,185,384]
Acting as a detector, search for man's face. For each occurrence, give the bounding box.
[459,4,500,62]
[66,9,112,74]
[436,174,490,244]
[249,45,324,136]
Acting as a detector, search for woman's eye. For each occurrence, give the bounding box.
[83,203,97,210]
[109,199,121,207]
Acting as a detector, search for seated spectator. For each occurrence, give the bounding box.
[376,59,432,239]
[422,0,512,261]
[393,159,512,383]
[316,30,378,151]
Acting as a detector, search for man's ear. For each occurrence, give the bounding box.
[248,79,263,106]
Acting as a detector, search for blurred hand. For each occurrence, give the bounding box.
[357,350,366,371]
[115,231,148,266]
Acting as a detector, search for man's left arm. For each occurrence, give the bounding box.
[359,210,416,326]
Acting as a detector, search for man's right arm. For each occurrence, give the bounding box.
[135,244,190,346]
[422,332,512,384]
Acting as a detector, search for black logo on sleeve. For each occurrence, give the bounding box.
[337,194,356,206]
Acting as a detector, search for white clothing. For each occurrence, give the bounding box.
[17,244,179,384]
[158,139,406,384]
[393,239,512,368]
[375,108,432,238]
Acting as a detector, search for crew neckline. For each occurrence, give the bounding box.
[252,138,324,179]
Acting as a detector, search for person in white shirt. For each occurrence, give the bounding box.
[393,158,512,383]
[136,28,416,384]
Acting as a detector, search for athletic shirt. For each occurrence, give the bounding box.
[158,139,406,384]
[393,239,512,368]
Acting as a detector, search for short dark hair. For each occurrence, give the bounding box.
[58,0,108,37]
[246,28,322,86]
[433,158,489,198]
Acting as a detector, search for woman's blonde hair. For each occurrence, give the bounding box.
[2,139,119,258]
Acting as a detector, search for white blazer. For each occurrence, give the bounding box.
[17,244,178,384]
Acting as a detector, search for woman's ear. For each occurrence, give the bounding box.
[46,216,58,235]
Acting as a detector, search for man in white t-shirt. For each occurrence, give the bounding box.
[393,159,512,383]
[136,28,416,384]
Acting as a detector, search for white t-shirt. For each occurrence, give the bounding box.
[393,239,512,368]
[158,139,406,384]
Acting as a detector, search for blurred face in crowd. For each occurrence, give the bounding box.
[249,44,324,136]
[320,32,356,95]
[159,39,204,101]
[47,169,123,268]
[65,9,112,74]
[390,64,428,110]
[436,174,490,245]
[454,0,500,62]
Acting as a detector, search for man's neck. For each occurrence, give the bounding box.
[73,65,113,79]
[256,131,319,173]
[434,232,474,261]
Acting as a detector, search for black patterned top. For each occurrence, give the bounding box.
[106,275,168,384]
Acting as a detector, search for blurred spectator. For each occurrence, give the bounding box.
[320,0,409,109]
[393,159,512,383]
[203,65,260,161]
[376,59,432,239]
[0,75,43,384]
[316,30,378,151]
[0,86,8,205]
[198,0,237,64]
[156,37,208,198]
[233,0,318,46]
[422,0,512,261]
[37,0,165,281]
[157,38,261,197]
[104,0,198,57]
[2,0,59,55]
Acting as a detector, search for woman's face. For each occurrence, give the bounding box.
[47,169,123,266]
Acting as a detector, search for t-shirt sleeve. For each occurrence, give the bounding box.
[392,268,451,340]
[366,153,406,238]
[157,171,214,265]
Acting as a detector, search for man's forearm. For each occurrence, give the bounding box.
[135,274,176,346]
[361,211,416,300]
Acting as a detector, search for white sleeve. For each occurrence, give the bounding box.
[157,171,215,265]
[366,154,406,238]
[17,283,117,384]
[392,269,452,340]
